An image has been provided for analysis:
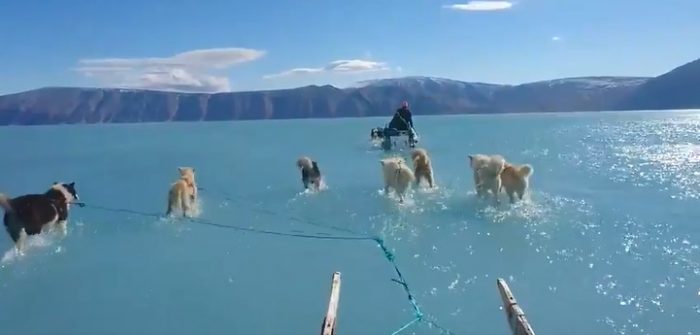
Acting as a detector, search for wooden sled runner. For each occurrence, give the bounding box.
[317,273,536,335]
[320,272,342,335]
[497,278,536,335]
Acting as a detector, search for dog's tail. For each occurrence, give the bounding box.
[0,193,13,213]
[516,164,533,178]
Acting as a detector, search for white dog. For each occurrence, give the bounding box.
[468,154,506,202]
[380,157,415,203]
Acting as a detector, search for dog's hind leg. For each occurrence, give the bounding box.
[516,188,525,201]
[506,189,516,203]
[180,191,190,218]
[44,221,56,233]
[58,220,68,237]
[427,170,434,188]
[302,169,310,190]
[473,171,485,197]
[16,228,27,255]
[474,184,483,197]
[166,202,172,216]
[5,217,20,245]
[166,190,175,216]
[475,182,486,197]
[489,183,501,205]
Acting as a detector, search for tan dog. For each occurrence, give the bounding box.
[380,156,415,203]
[500,162,533,203]
[410,148,435,188]
[468,154,506,202]
[296,156,322,191]
[166,167,197,217]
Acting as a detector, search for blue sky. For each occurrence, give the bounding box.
[1,0,699,95]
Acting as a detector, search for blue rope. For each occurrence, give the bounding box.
[390,316,421,335]
[195,188,455,334]
[185,217,375,241]
[197,187,363,237]
[75,190,459,335]
[374,237,423,319]
[76,203,371,241]
[374,237,456,335]
[198,187,459,335]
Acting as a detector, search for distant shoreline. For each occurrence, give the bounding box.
[3,108,699,128]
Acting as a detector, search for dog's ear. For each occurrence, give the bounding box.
[53,181,58,185]
[69,182,75,187]
[178,167,191,176]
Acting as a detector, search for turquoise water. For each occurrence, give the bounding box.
[1,111,699,335]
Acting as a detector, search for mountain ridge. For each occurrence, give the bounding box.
[1,58,698,126]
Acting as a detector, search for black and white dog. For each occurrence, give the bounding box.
[296,156,323,191]
[0,182,79,252]
[371,127,385,141]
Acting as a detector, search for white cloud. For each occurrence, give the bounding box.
[325,59,388,72]
[263,68,324,79]
[138,68,232,92]
[551,36,562,42]
[75,47,265,93]
[264,59,389,79]
[443,1,513,11]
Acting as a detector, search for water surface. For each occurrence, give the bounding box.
[1,111,699,335]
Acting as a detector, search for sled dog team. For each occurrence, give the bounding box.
[0,148,532,253]
[299,148,532,204]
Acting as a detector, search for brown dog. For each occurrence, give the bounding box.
[166,167,197,217]
[500,163,533,203]
[410,148,435,188]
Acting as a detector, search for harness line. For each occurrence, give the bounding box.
[72,186,457,335]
